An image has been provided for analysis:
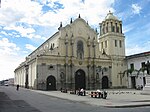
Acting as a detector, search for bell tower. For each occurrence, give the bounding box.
[99,11,127,88]
[99,11,125,57]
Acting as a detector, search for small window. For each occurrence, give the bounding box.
[130,63,134,70]
[117,27,119,33]
[48,65,54,70]
[141,62,145,68]
[115,40,117,47]
[49,66,53,69]
[112,26,115,32]
[120,24,122,33]
[106,27,108,33]
[111,22,115,32]
[119,40,122,48]
[41,63,46,66]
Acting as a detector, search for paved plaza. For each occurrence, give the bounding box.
[1,86,150,112]
[30,88,150,108]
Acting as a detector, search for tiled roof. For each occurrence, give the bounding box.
[126,51,150,59]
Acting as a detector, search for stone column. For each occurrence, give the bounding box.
[92,41,96,89]
[64,38,68,89]
[87,65,90,90]
[70,63,74,89]
[99,23,102,36]
[70,36,74,89]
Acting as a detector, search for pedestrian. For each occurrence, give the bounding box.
[80,88,84,96]
[103,90,107,99]
[16,84,19,91]
[77,88,80,96]
[60,87,62,92]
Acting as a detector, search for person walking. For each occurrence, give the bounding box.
[16,84,19,91]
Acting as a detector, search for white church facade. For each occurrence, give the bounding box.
[14,12,127,90]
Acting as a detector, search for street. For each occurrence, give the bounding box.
[1,86,150,112]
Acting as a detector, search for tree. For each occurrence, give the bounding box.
[123,69,133,77]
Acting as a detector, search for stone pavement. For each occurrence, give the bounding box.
[0,91,41,112]
[30,89,150,108]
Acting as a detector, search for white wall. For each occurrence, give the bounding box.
[127,53,150,88]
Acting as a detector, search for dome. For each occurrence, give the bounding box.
[105,11,119,21]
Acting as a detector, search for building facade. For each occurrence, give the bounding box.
[14,12,127,90]
[126,51,150,89]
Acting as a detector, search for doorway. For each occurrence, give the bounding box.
[102,76,109,89]
[131,76,136,88]
[75,69,86,90]
[46,75,56,90]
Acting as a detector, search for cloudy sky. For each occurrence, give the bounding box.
[0,0,150,80]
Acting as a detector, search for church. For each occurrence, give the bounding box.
[14,12,127,90]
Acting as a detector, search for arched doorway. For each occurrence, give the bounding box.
[102,76,109,89]
[46,75,56,91]
[75,69,86,90]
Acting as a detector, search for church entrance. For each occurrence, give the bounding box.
[46,75,56,91]
[75,69,86,90]
[102,76,109,89]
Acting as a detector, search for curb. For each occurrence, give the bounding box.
[105,104,150,108]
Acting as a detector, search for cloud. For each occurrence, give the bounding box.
[25,44,37,51]
[0,0,42,26]
[55,0,115,26]
[0,0,115,27]
[123,23,135,33]
[140,23,150,35]
[126,41,150,56]
[0,31,8,36]
[131,4,142,14]
[0,38,20,55]
[0,38,24,80]
[0,54,24,80]
[1,0,116,42]
[0,0,116,41]
[4,25,35,38]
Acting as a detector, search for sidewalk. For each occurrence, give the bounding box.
[30,89,150,108]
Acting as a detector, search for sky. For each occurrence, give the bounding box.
[0,0,150,80]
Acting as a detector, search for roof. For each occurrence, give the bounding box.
[105,11,119,21]
[28,31,59,57]
[126,51,150,59]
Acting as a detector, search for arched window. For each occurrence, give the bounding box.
[77,40,84,60]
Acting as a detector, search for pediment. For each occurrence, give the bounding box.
[60,17,97,39]
[73,18,87,27]
[72,18,94,33]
